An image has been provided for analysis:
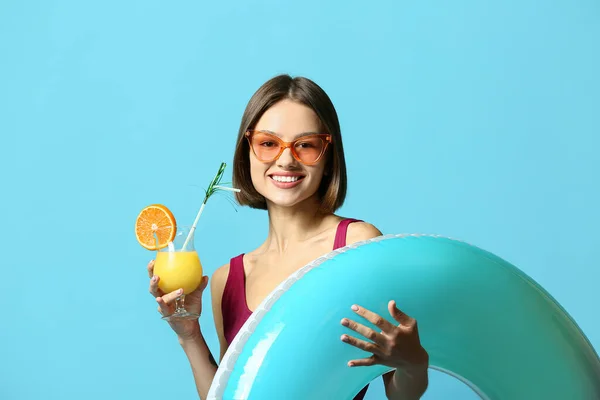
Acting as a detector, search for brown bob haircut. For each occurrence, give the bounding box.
[232,74,347,213]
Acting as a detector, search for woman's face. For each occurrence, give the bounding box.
[248,99,328,210]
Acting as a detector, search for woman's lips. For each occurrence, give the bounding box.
[269,174,305,189]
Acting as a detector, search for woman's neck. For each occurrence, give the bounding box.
[263,196,336,254]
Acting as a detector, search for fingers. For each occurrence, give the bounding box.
[197,276,209,293]
[388,300,416,328]
[341,301,423,370]
[341,317,386,345]
[351,304,395,333]
[147,259,164,297]
[155,288,183,315]
[341,333,383,356]
[156,296,172,315]
[348,355,379,368]
[147,259,155,278]
[148,275,163,297]
[160,288,184,304]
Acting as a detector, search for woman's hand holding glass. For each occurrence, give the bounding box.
[147,259,209,340]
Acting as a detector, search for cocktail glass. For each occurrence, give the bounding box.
[153,226,203,321]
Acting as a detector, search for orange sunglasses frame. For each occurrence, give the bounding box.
[245,130,332,165]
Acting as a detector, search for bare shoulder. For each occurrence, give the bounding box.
[210,262,231,359]
[210,263,230,324]
[346,221,383,245]
[210,262,230,295]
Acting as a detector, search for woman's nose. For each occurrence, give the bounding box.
[276,146,299,167]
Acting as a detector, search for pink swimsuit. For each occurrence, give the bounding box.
[221,218,369,399]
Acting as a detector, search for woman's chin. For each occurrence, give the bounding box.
[264,193,318,210]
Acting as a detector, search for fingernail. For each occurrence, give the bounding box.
[351,305,359,311]
[178,289,183,294]
[341,334,349,342]
[151,275,157,282]
[341,318,349,326]
[348,362,354,367]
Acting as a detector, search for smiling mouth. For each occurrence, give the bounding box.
[269,175,305,183]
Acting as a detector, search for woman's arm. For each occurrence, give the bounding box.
[382,367,429,400]
[346,222,429,400]
[177,263,230,399]
[178,334,218,399]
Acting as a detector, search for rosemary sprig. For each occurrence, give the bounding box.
[181,162,240,250]
[203,162,226,203]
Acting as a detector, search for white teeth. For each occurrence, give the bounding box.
[272,175,301,183]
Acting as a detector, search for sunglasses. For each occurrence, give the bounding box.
[245,130,332,165]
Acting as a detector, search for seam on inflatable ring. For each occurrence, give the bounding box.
[207,234,472,399]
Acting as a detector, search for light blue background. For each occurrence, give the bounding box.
[1,0,598,399]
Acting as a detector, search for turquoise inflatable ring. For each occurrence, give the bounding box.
[207,234,600,399]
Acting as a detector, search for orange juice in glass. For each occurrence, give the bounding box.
[153,225,203,321]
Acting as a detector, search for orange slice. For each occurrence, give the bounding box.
[135,204,177,250]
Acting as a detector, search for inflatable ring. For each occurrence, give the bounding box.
[207,234,600,399]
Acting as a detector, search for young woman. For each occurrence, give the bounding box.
[147,75,429,399]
